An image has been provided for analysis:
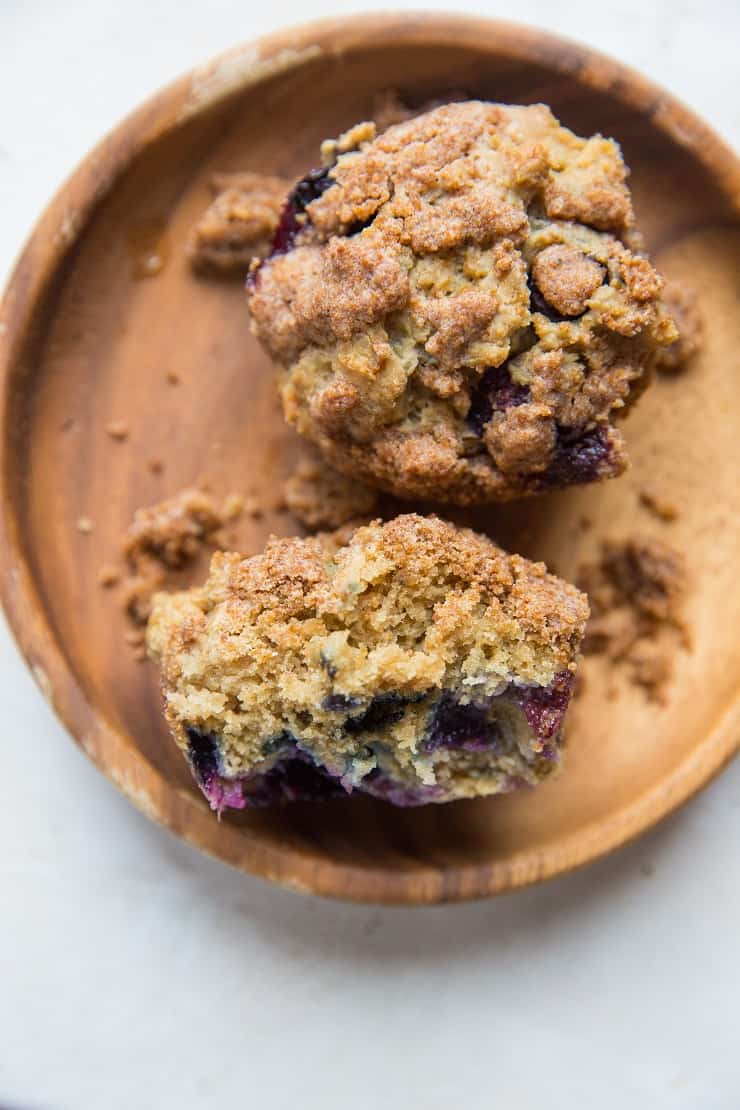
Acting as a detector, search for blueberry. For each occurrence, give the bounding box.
[185,726,220,785]
[323,693,362,711]
[536,426,613,488]
[291,166,334,210]
[345,215,375,236]
[466,365,530,435]
[511,671,574,741]
[270,165,334,257]
[261,730,295,755]
[244,752,347,806]
[185,725,348,809]
[344,693,413,735]
[423,694,504,752]
[319,652,338,678]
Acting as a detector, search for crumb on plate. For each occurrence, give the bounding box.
[188,172,289,274]
[282,453,379,530]
[578,536,689,704]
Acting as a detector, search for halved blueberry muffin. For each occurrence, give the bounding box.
[146,514,588,810]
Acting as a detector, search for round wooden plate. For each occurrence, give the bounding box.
[2,14,739,903]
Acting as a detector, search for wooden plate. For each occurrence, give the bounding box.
[2,13,739,903]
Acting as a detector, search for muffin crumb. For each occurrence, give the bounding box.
[188,172,289,274]
[655,280,704,373]
[120,487,244,627]
[105,421,130,441]
[578,536,688,703]
[283,454,379,530]
[639,485,679,522]
[97,565,121,588]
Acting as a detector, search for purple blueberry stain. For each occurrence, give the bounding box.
[422,672,575,759]
[186,726,220,784]
[466,365,530,435]
[185,725,346,812]
[183,672,576,813]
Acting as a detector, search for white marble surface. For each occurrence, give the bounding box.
[1,2,739,1108]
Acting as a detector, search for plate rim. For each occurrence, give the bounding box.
[2,11,740,904]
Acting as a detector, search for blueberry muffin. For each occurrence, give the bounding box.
[146,514,588,810]
[248,102,676,504]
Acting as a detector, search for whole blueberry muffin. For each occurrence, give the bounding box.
[248,102,676,504]
[146,514,588,810]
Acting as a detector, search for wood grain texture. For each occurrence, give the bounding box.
[1,13,739,903]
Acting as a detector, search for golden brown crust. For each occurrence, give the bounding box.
[248,102,676,504]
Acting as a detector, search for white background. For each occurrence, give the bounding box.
[1,2,739,1108]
